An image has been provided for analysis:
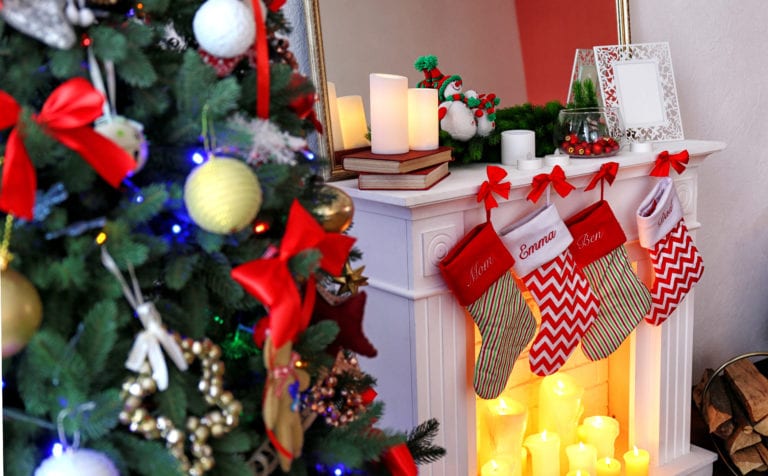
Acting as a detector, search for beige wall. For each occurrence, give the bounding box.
[318,0,527,111]
[632,0,768,377]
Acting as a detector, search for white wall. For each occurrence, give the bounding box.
[631,1,768,376]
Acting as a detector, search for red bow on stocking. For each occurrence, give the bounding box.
[650,150,689,177]
[585,161,619,200]
[0,78,135,220]
[477,165,510,219]
[526,165,574,203]
[231,200,355,348]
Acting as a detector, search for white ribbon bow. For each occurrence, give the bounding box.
[101,247,188,391]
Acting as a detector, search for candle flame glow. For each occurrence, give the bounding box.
[490,460,499,470]
[605,458,612,464]
[633,446,640,456]
[498,398,508,412]
[579,442,585,450]
[542,430,548,440]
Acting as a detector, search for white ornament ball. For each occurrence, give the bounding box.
[34,449,119,476]
[193,0,256,58]
[95,116,149,173]
[184,156,263,234]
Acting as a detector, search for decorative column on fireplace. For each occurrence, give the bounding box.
[334,140,725,476]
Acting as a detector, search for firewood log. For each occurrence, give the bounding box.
[732,446,765,475]
[693,368,735,438]
[725,359,768,422]
[727,400,761,455]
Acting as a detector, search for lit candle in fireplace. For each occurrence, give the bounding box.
[595,457,621,476]
[538,373,584,462]
[577,416,620,459]
[565,441,597,474]
[623,446,649,476]
[480,457,514,476]
[524,430,560,476]
[487,397,528,474]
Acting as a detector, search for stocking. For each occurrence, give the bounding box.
[637,177,703,325]
[439,222,536,399]
[500,204,599,376]
[565,200,651,360]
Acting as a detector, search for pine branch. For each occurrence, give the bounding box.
[406,418,447,465]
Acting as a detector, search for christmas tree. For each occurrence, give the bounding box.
[0,1,443,474]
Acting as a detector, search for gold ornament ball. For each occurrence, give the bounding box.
[1,267,43,357]
[315,185,354,233]
[184,157,263,234]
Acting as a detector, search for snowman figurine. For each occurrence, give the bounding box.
[415,55,478,141]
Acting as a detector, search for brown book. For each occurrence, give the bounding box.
[357,162,450,190]
[342,146,452,174]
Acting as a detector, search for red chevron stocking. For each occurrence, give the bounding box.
[500,205,599,376]
[566,200,651,361]
[637,177,704,325]
[439,222,536,399]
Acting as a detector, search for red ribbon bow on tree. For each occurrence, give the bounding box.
[526,165,574,203]
[231,199,355,348]
[650,150,689,177]
[476,165,510,219]
[382,443,418,476]
[288,73,323,133]
[0,78,136,220]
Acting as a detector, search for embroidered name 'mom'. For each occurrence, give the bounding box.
[466,255,494,287]
[519,230,556,259]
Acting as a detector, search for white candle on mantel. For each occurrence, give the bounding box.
[325,81,345,151]
[407,88,438,150]
[336,95,370,150]
[369,73,409,154]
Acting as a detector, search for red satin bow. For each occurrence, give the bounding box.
[584,161,619,191]
[0,78,135,220]
[253,0,270,119]
[477,165,510,217]
[527,165,574,203]
[382,443,418,476]
[650,150,689,177]
[288,74,323,133]
[231,199,355,348]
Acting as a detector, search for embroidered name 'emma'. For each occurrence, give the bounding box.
[658,200,674,226]
[466,256,494,287]
[519,230,556,259]
[576,230,602,249]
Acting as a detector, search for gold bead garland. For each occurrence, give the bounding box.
[119,335,242,476]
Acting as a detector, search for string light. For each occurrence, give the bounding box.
[95,232,107,245]
[253,220,269,234]
[51,443,64,458]
[191,151,206,165]
[171,224,182,234]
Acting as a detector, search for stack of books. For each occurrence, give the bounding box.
[341,146,452,190]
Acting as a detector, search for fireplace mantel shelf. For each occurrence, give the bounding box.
[333,139,725,476]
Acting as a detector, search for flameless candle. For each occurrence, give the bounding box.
[524,431,560,476]
[336,95,370,150]
[578,416,620,459]
[595,457,621,476]
[565,471,590,476]
[369,73,409,154]
[481,458,514,476]
[487,398,528,476]
[521,447,528,476]
[325,81,345,151]
[407,88,438,150]
[623,447,649,476]
[538,374,584,463]
[566,442,597,475]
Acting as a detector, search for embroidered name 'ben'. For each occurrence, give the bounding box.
[576,230,602,249]
[519,230,556,259]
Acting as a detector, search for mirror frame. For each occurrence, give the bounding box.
[304,0,632,181]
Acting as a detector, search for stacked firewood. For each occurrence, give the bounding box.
[694,358,768,475]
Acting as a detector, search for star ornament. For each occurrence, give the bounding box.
[311,290,377,358]
[333,261,368,295]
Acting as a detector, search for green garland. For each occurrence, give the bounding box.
[440,101,565,164]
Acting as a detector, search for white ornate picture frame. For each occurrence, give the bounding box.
[567,49,602,106]
[593,42,684,142]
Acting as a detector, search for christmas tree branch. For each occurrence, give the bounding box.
[3,408,57,431]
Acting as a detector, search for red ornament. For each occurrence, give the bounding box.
[592,143,604,155]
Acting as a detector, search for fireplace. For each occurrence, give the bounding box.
[333,140,725,475]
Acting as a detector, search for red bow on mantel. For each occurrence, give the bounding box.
[477,165,511,219]
[650,150,689,177]
[231,199,355,349]
[527,165,575,203]
[0,78,136,220]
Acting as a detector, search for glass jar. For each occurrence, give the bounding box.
[554,107,624,158]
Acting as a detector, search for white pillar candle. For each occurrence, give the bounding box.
[481,458,515,476]
[524,431,560,476]
[487,398,528,476]
[336,95,370,150]
[566,442,597,475]
[501,129,536,166]
[326,81,345,151]
[577,416,619,459]
[407,88,439,150]
[369,73,409,154]
[538,373,584,464]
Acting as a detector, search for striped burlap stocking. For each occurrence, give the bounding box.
[637,177,704,326]
[501,204,599,376]
[565,200,652,361]
[439,222,536,399]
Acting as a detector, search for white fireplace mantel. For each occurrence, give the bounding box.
[333,140,725,475]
